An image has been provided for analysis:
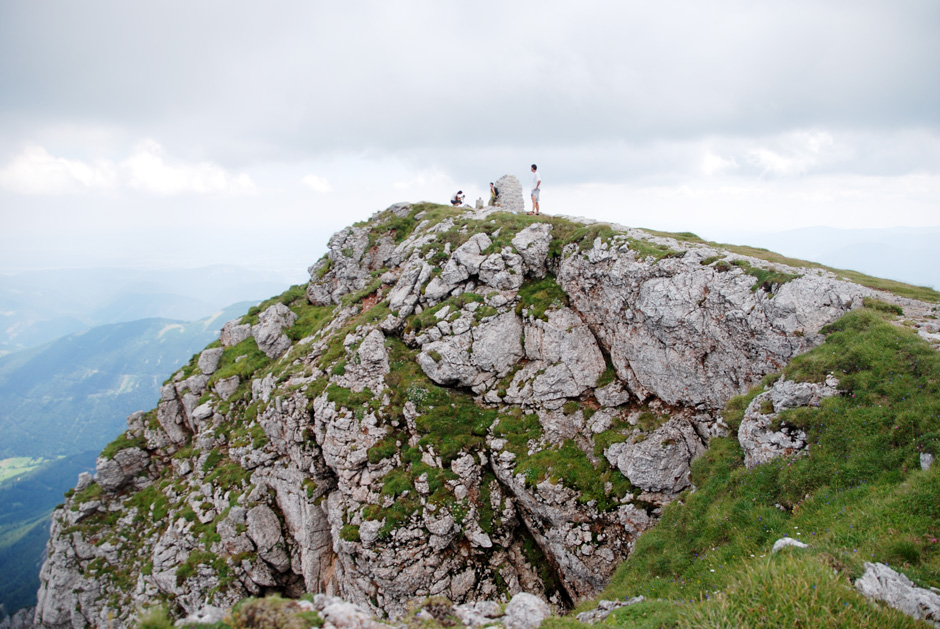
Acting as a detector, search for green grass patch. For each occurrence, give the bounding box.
[639,229,707,244]
[730,259,801,294]
[99,432,147,460]
[243,284,306,325]
[593,422,631,457]
[204,461,251,492]
[230,595,324,629]
[288,302,336,342]
[326,384,382,419]
[627,237,685,262]
[70,481,103,507]
[636,411,670,434]
[367,434,400,464]
[560,223,618,255]
[359,338,500,537]
[128,484,171,522]
[406,292,484,334]
[516,275,569,320]
[468,212,546,252]
[863,297,904,316]
[513,440,635,511]
[340,276,384,307]
[202,450,224,473]
[364,202,462,249]
[493,408,542,452]
[209,337,270,386]
[340,524,360,542]
[681,552,926,628]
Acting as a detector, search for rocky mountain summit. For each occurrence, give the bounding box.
[33,202,934,628]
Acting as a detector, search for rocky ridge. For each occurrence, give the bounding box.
[33,201,934,628]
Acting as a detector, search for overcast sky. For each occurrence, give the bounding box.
[0,1,937,282]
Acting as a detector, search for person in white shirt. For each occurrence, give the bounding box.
[450,190,465,206]
[528,164,541,215]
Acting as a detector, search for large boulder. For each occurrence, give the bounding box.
[198,347,224,374]
[494,174,525,213]
[252,303,298,359]
[606,418,705,496]
[220,320,251,347]
[95,448,150,492]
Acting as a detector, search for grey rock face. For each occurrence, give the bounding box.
[198,347,224,374]
[595,381,630,408]
[95,448,149,492]
[511,223,554,278]
[606,418,705,496]
[418,311,524,390]
[921,452,935,471]
[247,504,292,573]
[312,595,393,629]
[155,384,191,445]
[220,321,251,347]
[855,562,940,626]
[306,226,374,306]
[252,303,298,359]
[494,174,525,213]
[214,375,241,401]
[425,233,493,303]
[576,597,645,624]
[388,257,432,319]
[559,237,871,409]
[75,471,93,493]
[478,250,524,292]
[504,307,605,405]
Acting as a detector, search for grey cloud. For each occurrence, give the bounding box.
[2,0,938,169]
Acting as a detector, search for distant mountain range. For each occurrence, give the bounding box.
[0,302,255,459]
[0,265,303,355]
[0,301,259,615]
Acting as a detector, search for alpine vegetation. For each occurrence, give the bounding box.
[33,202,940,628]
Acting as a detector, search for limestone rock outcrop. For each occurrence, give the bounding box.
[738,376,840,468]
[493,175,525,214]
[855,562,940,626]
[36,201,918,628]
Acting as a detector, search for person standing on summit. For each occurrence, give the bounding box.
[528,164,541,215]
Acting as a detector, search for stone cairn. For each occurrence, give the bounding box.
[493,174,525,213]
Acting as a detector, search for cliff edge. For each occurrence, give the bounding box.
[34,202,929,628]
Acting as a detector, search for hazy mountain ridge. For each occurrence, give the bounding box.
[0,266,301,356]
[715,226,940,291]
[0,302,255,459]
[30,203,940,628]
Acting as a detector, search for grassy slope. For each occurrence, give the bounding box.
[641,228,940,303]
[544,303,940,628]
